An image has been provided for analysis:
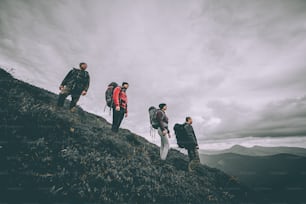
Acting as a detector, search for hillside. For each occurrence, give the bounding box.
[201,153,306,203]
[0,68,254,204]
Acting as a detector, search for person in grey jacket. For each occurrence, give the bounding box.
[184,117,200,172]
[156,103,171,160]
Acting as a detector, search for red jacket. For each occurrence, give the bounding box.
[113,87,128,113]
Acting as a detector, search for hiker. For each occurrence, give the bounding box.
[156,103,171,160]
[111,82,129,133]
[57,62,90,111]
[184,117,200,172]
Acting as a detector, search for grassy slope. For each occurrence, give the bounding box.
[0,68,254,204]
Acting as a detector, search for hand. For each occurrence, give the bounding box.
[81,90,87,96]
[125,113,128,118]
[115,106,120,111]
[59,85,64,90]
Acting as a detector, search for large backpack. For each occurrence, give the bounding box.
[105,82,118,108]
[148,106,160,129]
[174,123,188,148]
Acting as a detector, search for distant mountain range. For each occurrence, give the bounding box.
[200,144,306,157]
[200,152,306,203]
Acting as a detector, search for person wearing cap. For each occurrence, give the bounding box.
[156,103,171,160]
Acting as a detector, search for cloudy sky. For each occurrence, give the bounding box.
[1,0,306,150]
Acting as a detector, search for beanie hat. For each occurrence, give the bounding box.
[159,103,167,109]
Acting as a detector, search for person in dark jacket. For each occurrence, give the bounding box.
[184,117,200,172]
[111,82,129,133]
[156,103,171,160]
[57,62,90,111]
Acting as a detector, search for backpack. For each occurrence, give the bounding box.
[148,106,160,129]
[105,82,118,108]
[174,123,188,148]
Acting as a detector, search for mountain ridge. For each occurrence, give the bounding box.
[200,144,306,157]
[200,152,306,203]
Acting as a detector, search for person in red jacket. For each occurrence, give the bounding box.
[111,82,129,133]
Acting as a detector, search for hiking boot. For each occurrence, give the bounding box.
[70,107,77,112]
[188,160,200,172]
[111,129,119,133]
[188,167,195,173]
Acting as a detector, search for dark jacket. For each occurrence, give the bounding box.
[184,123,198,149]
[156,110,169,132]
[61,68,90,93]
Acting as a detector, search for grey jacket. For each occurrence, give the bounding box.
[156,110,169,132]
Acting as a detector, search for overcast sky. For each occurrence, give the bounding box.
[1,0,306,149]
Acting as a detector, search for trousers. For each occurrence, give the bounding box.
[187,147,200,171]
[158,128,170,160]
[112,107,125,132]
[57,87,81,109]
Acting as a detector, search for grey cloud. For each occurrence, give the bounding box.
[1,0,306,147]
[201,96,306,140]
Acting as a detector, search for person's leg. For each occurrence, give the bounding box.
[187,148,193,161]
[116,108,125,130]
[194,148,200,162]
[158,129,169,160]
[57,89,70,107]
[70,94,81,109]
[112,108,125,132]
[57,93,67,107]
[162,135,170,160]
[112,108,119,132]
[191,148,197,160]
[188,148,195,171]
[158,128,164,159]
[189,148,200,172]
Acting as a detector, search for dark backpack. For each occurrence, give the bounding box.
[148,106,160,129]
[174,123,188,148]
[105,82,118,108]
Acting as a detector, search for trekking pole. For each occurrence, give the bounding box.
[153,127,156,141]
[150,127,156,142]
[109,107,112,116]
[150,127,152,138]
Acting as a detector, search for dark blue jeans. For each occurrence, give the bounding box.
[112,107,125,132]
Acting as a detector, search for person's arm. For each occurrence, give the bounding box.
[61,69,74,87]
[113,87,121,109]
[192,128,199,148]
[124,104,128,117]
[125,99,128,114]
[81,73,90,96]
[156,111,166,131]
[83,73,90,92]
